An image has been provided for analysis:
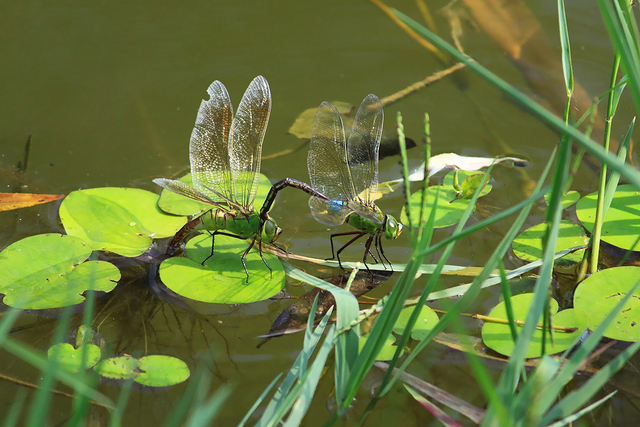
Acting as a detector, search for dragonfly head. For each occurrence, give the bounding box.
[384,215,403,240]
[262,217,283,243]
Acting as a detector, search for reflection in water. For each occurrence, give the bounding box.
[258,269,393,347]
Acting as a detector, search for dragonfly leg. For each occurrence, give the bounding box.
[376,233,392,271]
[203,232,263,282]
[361,235,376,275]
[328,231,363,261]
[241,239,257,283]
[201,230,218,265]
[270,241,289,256]
[366,245,380,264]
[256,239,273,280]
[331,231,367,269]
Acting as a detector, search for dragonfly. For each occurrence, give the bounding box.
[307,94,403,271]
[153,76,282,281]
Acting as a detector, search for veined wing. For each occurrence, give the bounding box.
[347,94,383,207]
[153,178,227,211]
[189,80,236,207]
[308,197,352,227]
[307,101,358,226]
[346,94,384,224]
[228,75,271,211]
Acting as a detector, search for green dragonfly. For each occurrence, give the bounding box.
[307,94,403,270]
[153,76,282,281]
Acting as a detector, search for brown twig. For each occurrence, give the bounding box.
[0,372,115,410]
[379,62,466,107]
[431,308,578,333]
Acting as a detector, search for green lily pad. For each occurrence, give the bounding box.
[60,187,186,257]
[402,170,492,228]
[443,170,492,199]
[136,355,191,387]
[392,305,440,341]
[156,173,274,217]
[93,354,190,387]
[544,190,580,210]
[359,333,399,361]
[482,293,588,358]
[0,234,120,309]
[93,355,140,380]
[573,266,640,341]
[456,173,492,200]
[358,305,439,362]
[48,342,101,373]
[288,101,354,139]
[512,221,588,264]
[158,234,285,304]
[576,184,640,251]
[402,186,463,228]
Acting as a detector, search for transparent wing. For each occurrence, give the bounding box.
[228,75,271,210]
[308,101,358,203]
[308,197,352,227]
[348,199,385,225]
[189,80,234,204]
[347,94,383,206]
[153,178,227,211]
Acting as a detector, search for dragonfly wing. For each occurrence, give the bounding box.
[228,76,271,210]
[308,101,357,204]
[308,196,352,226]
[153,178,227,211]
[190,80,234,203]
[347,94,383,205]
[349,199,384,225]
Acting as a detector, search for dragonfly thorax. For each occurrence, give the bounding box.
[223,211,263,239]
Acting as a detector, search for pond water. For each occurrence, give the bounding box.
[1,0,638,424]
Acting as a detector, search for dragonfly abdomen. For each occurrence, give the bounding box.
[167,209,227,254]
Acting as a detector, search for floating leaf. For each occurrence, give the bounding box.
[0,193,65,211]
[156,173,274,217]
[512,221,588,264]
[402,186,466,228]
[576,184,640,251]
[442,170,492,194]
[359,333,399,361]
[288,101,354,139]
[136,355,190,387]
[358,305,439,361]
[386,153,527,183]
[392,305,440,341]
[48,342,101,373]
[93,355,140,380]
[0,234,120,309]
[158,234,285,304]
[481,293,588,358]
[93,354,190,387]
[59,187,186,257]
[544,190,580,210]
[573,266,640,341]
[401,171,490,228]
[454,173,492,200]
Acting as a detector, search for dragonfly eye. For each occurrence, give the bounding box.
[274,226,283,241]
[384,216,403,240]
[262,219,282,243]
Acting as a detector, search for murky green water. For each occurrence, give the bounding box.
[1,1,637,424]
